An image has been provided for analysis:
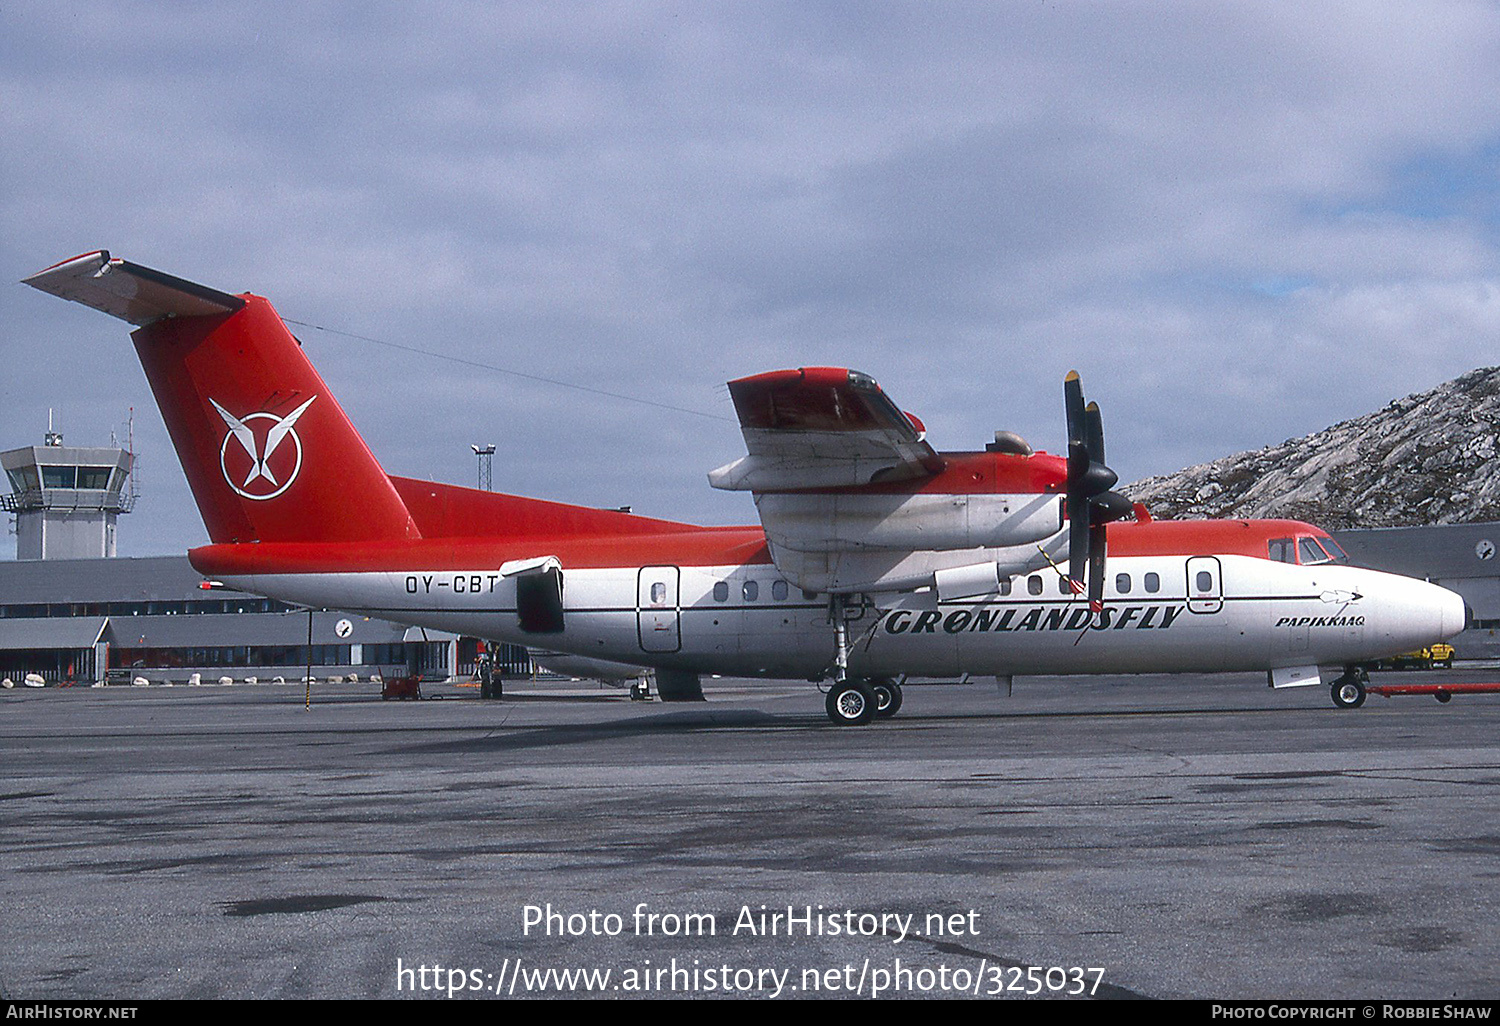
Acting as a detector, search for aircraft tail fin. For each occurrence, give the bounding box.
[23,252,421,545]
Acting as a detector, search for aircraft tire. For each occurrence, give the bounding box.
[871,679,903,718]
[1331,676,1366,709]
[1435,690,1452,703]
[826,679,877,726]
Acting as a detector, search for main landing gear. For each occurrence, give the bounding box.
[824,677,904,726]
[822,593,902,726]
[1330,666,1369,709]
[870,678,903,718]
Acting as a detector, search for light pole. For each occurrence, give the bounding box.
[471,444,495,491]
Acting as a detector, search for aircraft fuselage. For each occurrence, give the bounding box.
[201,546,1463,683]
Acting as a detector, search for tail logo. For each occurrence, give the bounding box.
[210,396,317,500]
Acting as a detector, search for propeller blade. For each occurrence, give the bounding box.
[1064,370,1085,447]
[1085,401,1105,465]
[1088,522,1108,611]
[1063,371,1123,601]
[1069,486,1090,588]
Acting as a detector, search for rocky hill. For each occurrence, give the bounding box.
[1125,366,1500,529]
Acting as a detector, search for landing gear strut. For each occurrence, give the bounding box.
[1330,666,1368,709]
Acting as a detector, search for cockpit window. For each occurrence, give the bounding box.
[1298,537,1333,565]
[1318,536,1350,564]
[1268,538,1295,563]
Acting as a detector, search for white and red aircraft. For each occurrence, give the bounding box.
[24,252,1466,724]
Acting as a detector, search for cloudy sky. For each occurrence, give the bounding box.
[3,1,1498,557]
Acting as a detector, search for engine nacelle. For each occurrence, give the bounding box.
[766,528,1071,596]
[755,491,1063,554]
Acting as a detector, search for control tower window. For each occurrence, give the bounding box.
[77,467,113,489]
[41,466,76,488]
[6,467,39,492]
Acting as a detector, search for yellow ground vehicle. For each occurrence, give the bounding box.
[1374,643,1455,670]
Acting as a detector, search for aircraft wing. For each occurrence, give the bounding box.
[708,367,943,491]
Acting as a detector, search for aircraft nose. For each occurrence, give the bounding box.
[1439,586,1468,640]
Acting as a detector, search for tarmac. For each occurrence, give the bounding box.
[1,670,1497,1000]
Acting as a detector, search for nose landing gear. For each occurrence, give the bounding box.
[1330,666,1369,709]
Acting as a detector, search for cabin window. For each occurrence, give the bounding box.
[772,580,788,601]
[1195,570,1214,593]
[1115,573,1131,594]
[650,582,667,605]
[713,581,728,602]
[1298,537,1332,566]
[1059,576,1072,595]
[743,580,759,601]
[1144,572,1160,593]
[1268,538,1295,563]
[999,578,1012,596]
[1027,575,1043,596]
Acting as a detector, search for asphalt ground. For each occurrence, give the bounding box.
[1,670,1497,1001]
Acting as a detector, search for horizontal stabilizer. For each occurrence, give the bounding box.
[22,251,245,326]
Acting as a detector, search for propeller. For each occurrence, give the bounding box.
[1063,372,1134,610]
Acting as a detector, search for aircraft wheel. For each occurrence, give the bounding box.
[1331,676,1366,709]
[870,679,903,718]
[826,679,877,726]
[1435,690,1452,703]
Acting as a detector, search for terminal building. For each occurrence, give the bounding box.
[2,430,1497,686]
[1333,523,1500,660]
[0,431,529,686]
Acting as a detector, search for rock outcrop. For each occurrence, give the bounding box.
[1125,367,1500,529]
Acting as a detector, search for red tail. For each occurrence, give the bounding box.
[24,252,420,545]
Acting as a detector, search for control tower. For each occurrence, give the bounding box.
[2,428,135,560]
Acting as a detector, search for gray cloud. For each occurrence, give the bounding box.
[3,1,1498,556]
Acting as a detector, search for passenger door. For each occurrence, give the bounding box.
[1186,556,1223,614]
[637,566,681,653]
